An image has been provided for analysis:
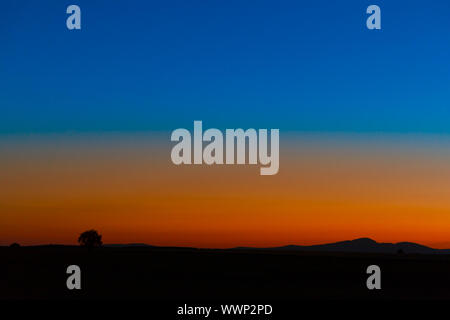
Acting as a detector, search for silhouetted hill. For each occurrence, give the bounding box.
[3,243,450,300]
[236,238,450,254]
[4,238,449,254]
[104,243,155,248]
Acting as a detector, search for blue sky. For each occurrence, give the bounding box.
[1,0,450,134]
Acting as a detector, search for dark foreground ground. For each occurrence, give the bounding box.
[1,246,450,300]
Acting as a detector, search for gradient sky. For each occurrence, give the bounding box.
[1,1,450,247]
[2,0,450,133]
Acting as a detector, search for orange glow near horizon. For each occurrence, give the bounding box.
[2,133,450,248]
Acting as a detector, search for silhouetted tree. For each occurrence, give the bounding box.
[78,230,103,248]
[397,248,405,255]
[9,242,20,248]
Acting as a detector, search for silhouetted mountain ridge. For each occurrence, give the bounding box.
[105,243,155,248]
[236,237,450,254]
[6,238,450,254]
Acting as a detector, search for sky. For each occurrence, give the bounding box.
[1,1,450,247]
[1,0,450,133]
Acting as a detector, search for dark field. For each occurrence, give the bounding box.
[2,246,450,300]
